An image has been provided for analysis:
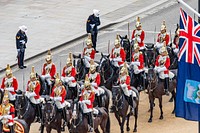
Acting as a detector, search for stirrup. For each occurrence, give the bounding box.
[88,125,94,132]
[165,90,170,96]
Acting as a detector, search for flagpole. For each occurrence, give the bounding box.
[198,0,200,23]
[177,0,200,18]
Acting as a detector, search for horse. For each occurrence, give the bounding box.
[144,43,156,68]
[167,46,178,70]
[146,68,176,123]
[99,53,118,90]
[15,91,43,132]
[41,99,72,133]
[119,35,132,62]
[111,85,139,133]
[0,119,29,133]
[0,89,4,104]
[73,54,87,81]
[70,102,109,133]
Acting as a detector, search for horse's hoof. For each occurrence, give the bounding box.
[126,127,130,131]
[172,110,175,114]
[133,129,137,132]
[159,116,163,120]
[121,131,124,133]
[148,119,152,123]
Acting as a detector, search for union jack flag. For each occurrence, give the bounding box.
[179,8,200,66]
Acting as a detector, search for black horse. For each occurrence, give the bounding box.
[70,102,109,133]
[111,85,139,133]
[119,35,132,62]
[146,68,176,122]
[99,53,118,91]
[166,46,178,70]
[15,92,43,132]
[144,43,156,68]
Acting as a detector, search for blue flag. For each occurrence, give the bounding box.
[175,8,200,121]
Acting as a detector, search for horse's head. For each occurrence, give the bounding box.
[111,85,122,105]
[72,101,82,121]
[147,67,157,83]
[119,35,131,51]
[42,100,56,124]
[15,90,27,112]
[99,53,110,71]
[73,54,83,70]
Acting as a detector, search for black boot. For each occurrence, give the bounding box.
[97,95,102,107]
[36,104,42,123]
[61,108,67,131]
[164,77,170,96]
[87,112,94,132]
[9,125,15,133]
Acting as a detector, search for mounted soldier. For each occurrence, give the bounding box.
[155,20,170,54]
[61,52,78,101]
[83,34,96,73]
[79,75,95,133]
[50,73,70,131]
[110,34,126,82]
[1,64,18,108]
[172,24,179,55]
[25,66,42,122]
[40,50,56,94]
[0,91,15,133]
[131,17,145,52]
[131,42,145,91]
[86,60,104,107]
[154,47,170,95]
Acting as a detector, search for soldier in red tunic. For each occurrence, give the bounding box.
[154,47,170,95]
[79,75,95,132]
[61,52,78,101]
[26,66,42,122]
[83,34,96,72]
[1,64,18,108]
[155,20,170,54]
[41,50,56,94]
[131,17,145,51]
[131,43,145,90]
[0,92,15,133]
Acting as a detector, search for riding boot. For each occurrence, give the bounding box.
[61,108,67,131]
[9,125,15,133]
[87,112,94,132]
[97,95,102,107]
[36,104,42,123]
[164,77,170,96]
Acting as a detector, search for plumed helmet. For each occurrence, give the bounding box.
[159,46,167,54]
[134,42,140,50]
[84,75,91,89]
[19,25,28,33]
[135,17,141,28]
[114,34,120,46]
[46,50,52,61]
[86,33,93,46]
[66,52,73,65]
[93,9,100,17]
[120,62,128,75]
[161,20,166,31]
[89,60,96,72]
[2,91,9,102]
[5,64,12,77]
[30,66,36,79]
[55,73,62,86]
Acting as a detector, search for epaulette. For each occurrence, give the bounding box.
[9,103,14,107]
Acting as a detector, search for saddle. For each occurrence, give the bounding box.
[93,108,102,117]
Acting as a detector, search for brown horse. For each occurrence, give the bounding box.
[111,85,139,133]
[146,68,176,123]
[70,102,109,133]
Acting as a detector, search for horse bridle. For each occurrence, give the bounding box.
[100,58,114,83]
[71,103,83,128]
[43,102,56,124]
[15,95,30,119]
[147,71,158,92]
[113,88,123,111]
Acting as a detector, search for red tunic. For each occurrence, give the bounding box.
[86,73,101,89]
[83,47,96,59]
[119,75,131,90]
[42,63,56,78]
[1,77,18,95]
[110,47,126,66]
[132,52,144,70]
[26,80,40,99]
[0,103,15,123]
[131,29,145,48]
[157,33,170,46]
[51,85,66,104]
[62,66,77,83]
[79,89,95,109]
[155,55,170,74]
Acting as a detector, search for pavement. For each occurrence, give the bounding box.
[0,0,170,72]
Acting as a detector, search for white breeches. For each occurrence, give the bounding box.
[41,74,52,85]
[92,87,105,96]
[55,101,70,109]
[8,92,16,101]
[120,84,136,97]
